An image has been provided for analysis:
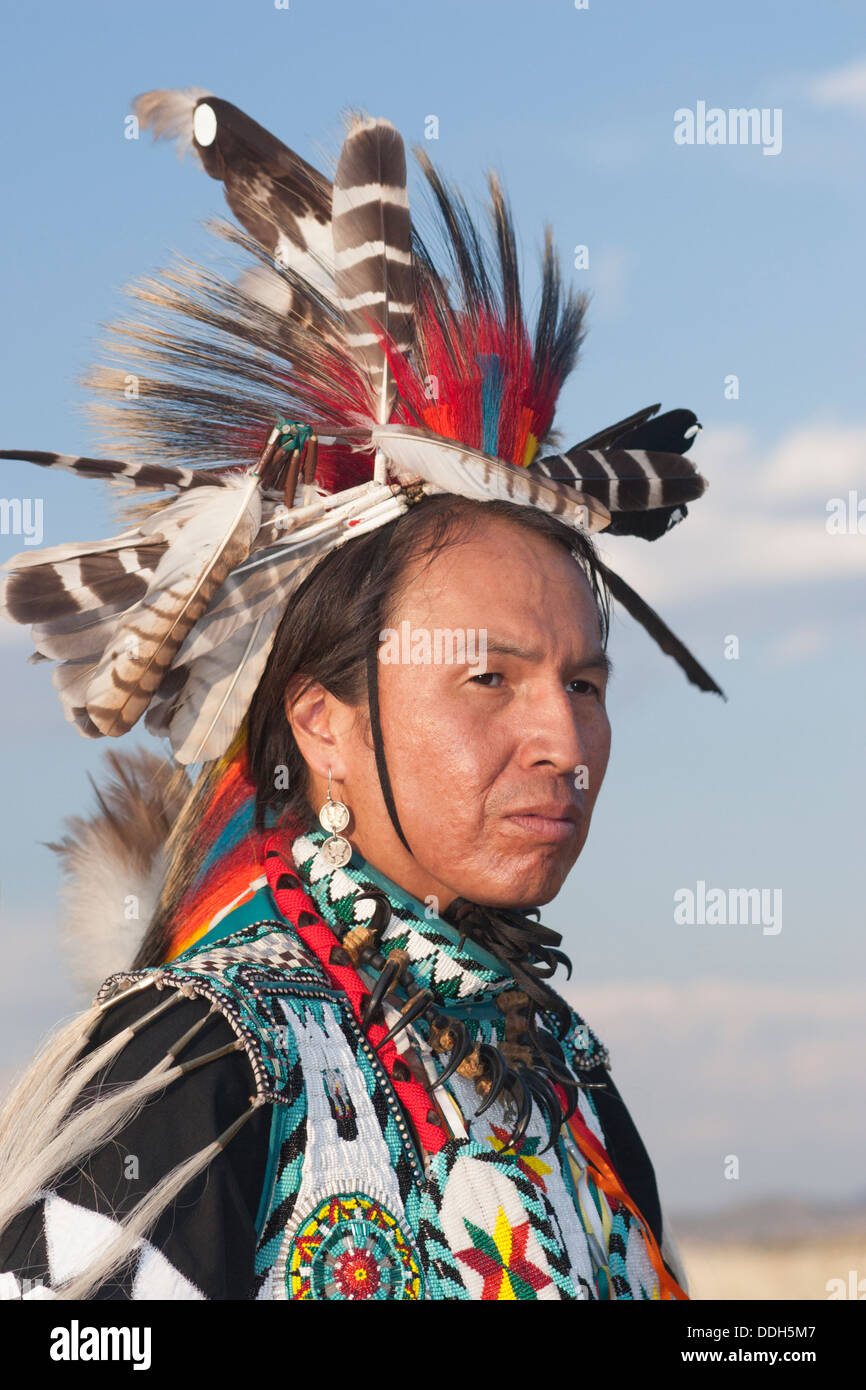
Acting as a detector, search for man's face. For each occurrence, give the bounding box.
[309,516,612,911]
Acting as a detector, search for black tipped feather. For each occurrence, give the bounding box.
[134,89,334,294]
[598,560,726,698]
[532,441,706,514]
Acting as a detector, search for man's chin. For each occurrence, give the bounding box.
[471,845,578,910]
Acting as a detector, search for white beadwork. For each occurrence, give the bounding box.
[271,999,411,1298]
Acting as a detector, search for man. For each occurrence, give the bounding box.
[0,89,718,1300]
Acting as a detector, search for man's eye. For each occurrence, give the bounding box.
[568,679,602,696]
[470,671,504,687]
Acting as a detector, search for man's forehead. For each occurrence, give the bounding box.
[409,519,589,589]
[397,520,598,618]
[387,523,603,668]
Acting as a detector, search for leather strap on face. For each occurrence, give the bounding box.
[365,641,412,855]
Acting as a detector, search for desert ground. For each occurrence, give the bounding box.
[680,1237,865,1300]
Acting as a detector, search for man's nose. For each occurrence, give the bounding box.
[517,683,590,774]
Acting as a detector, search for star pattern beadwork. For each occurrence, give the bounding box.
[456,1204,552,1300]
[484,1126,553,1189]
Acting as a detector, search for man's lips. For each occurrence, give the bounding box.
[502,804,581,842]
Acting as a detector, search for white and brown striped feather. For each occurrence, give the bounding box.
[83,480,262,737]
[332,116,414,414]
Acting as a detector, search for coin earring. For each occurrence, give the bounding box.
[318,768,352,869]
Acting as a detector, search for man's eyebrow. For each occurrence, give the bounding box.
[482,640,613,675]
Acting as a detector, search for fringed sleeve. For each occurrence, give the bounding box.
[0,985,271,1300]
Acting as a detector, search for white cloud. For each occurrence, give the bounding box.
[596,419,866,604]
[808,57,866,113]
[764,624,827,667]
[757,422,866,500]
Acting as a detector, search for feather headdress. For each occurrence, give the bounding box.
[1,88,722,769]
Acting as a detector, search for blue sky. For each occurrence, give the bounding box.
[0,0,864,1213]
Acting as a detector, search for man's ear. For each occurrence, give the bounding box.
[285,678,350,782]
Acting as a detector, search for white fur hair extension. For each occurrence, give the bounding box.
[55,1096,265,1300]
[49,749,188,998]
[56,842,170,1000]
[0,999,108,1164]
[0,979,262,1301]
[0,990,186,1239]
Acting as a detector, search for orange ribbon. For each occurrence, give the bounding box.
[566,1107,689,1300]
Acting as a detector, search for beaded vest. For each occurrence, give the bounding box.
[98,828,684,1300]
